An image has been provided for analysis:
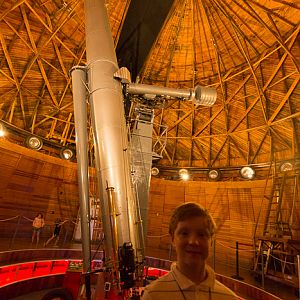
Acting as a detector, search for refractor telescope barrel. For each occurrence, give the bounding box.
[126,83,217,106]
[84,0,144,262]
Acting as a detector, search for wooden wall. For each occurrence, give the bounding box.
[0,138,299,274]
[145,177,299,271]
[0,139,80,240]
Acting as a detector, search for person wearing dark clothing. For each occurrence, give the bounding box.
[44,218,68,247]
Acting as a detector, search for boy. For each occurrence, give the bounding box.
[142,202,239,299]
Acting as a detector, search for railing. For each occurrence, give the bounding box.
[1,215,299,299]
[148,238,300,300]
[0,247,297,300]
[0,258,102,299]
[0,214,80,250]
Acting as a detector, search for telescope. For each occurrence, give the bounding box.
[114,67,217,106]
[126,83,217,106]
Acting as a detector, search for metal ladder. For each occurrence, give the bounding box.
[262,173,292,238]
[254,168,299,277]
[254,240,273,274]
[90,197,103,242]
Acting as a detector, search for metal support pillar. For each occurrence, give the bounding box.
[70,66,91,274]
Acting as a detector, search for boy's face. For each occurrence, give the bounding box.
[172,216,212,268]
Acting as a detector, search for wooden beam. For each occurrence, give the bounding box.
[214,0,262,53]
[0,17,27,78]
[229,136,247,162]
[20,3,83,86]
[0,31,19,89]
[202,0,229,133]
[271,112,300,126]
[0,0,26,21]
[272,0,300,9]
[58,44,86,107]
[164,1,186,86]
[242,78,251,163]
[61,113,73,145]
[193,140,209,165]
[0,30,27,127]
[193,71,254,138]
[269,127,291,149]
[190,0,196,169]
[18,90,27,128]
[30,47,86,130]
[52,41,68,78]
[268,75,300,124]
[41,58,67,79]
[195,0,215,77]
[162,146,172,164]
[46,119,57,139]
[211,136,228,166]
[249,130,269,164]
[269,71,297,89]
[230,21,268,123]
[167,108,195,133]
[3,19,32,51]
[247,0,297,27]
[0,69,15,84]
[208,108,212,166]
[277,50,299,155]
[240,0,299,72]
[227,42,299,134]
[24,0,81,60]
[171,101,181,164]
[7,93,17,123]
[163,110,300,141]
[223,25,299,83]
[0,87,16,101]
[21,6,59,107]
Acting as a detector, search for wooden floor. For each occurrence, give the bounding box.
[0,238,299,300]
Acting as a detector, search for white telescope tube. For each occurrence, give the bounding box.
[127,83,217,106]
[84,0,143,260]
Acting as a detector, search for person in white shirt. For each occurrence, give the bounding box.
[142,202,240,300]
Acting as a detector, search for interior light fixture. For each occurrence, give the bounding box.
[240,166,255,180]
[179,168,190,181]
[25,135,43,150]
[207,169,221,181]
[0,123,5,137]
[151,167,159,176]
[279,161,293,172]
[60,147,74,160]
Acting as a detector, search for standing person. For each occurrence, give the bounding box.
[44,218,68,247]
[142,202,240,299]
[32,213,45,246]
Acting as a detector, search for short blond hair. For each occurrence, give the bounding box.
[169,202,216,238]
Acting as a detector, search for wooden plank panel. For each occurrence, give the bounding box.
[0,140,79,241]
[147,177,273,270]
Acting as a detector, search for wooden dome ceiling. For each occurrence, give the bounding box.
[0,0,299,170]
